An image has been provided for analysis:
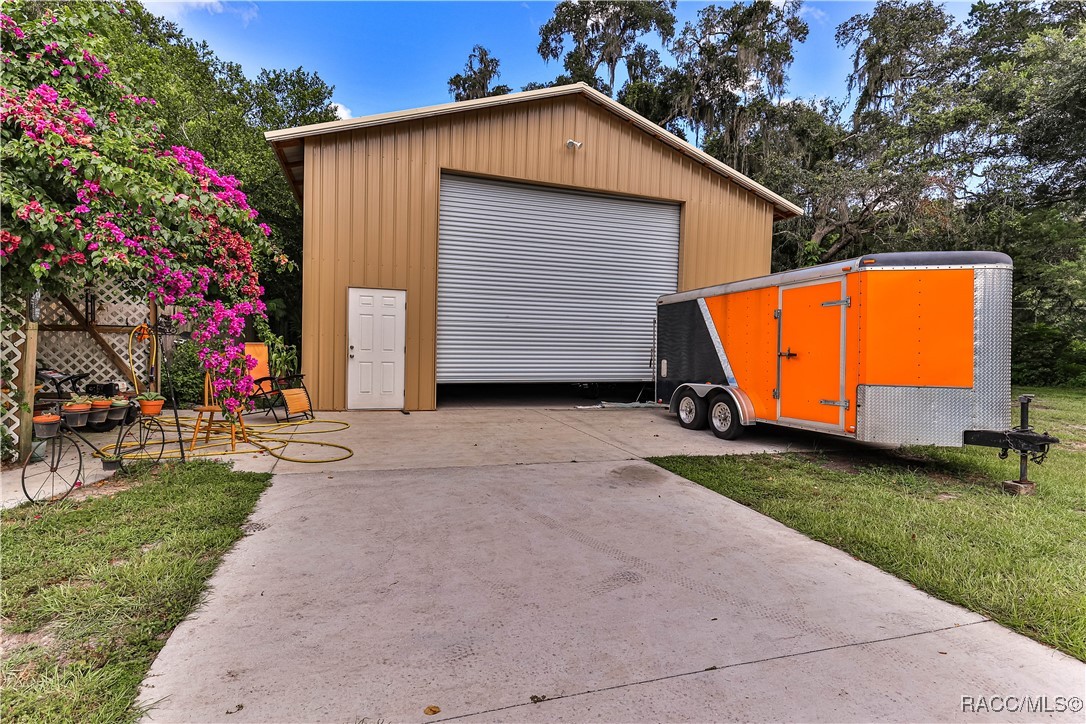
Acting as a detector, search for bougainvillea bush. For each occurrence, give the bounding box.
[0,4,289,414]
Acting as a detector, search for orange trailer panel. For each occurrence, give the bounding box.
[859,269,975,388]
[704,288,778,420]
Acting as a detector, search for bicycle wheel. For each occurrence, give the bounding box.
[118,417,166,464]
[22,434,84,503]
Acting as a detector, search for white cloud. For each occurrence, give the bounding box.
[798,5,828,24]
[331,103,353,120]
[142,1,259,27]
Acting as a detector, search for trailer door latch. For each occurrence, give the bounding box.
[778,347,798,359]
[819,399,850,409]
[821,296,851,308]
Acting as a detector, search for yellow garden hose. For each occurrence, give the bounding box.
[97,416,355,464]
[127,323,157,394]
[112,325,351,463]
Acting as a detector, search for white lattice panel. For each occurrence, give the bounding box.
[1,307,26,460]
[37,279,152,392]
[39,278,147,327]
[37,329,150,392]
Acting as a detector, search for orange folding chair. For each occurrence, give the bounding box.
[245,342,313,422]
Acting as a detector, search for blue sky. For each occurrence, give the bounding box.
[143,1,975,124]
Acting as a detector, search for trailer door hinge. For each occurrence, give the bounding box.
[773,309,781,319]
[821,296,851,308]
[772,388,779,400]
[819,399,850,410]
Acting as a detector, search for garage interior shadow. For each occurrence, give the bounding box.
[437,382,654,409]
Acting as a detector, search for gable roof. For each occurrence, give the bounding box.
[265,82,803,219]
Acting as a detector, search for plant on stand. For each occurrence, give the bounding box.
[134,391,165,417]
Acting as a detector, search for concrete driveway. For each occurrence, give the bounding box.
[140,407,1084,722]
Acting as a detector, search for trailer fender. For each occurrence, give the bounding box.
[669,384,755,426]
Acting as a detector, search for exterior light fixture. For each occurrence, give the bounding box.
[27,287,41,323]
[83,284,98,324]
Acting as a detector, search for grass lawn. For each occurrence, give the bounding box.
[1,461,271,723]
[651,387,1086,662]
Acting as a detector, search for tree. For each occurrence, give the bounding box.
[538,1,676,95]
[671,0,808,157]
[836,0,958,128]
[1,3,287,412]
[447,45,510,102]
[93,1,339,351]
[615,43,688,137]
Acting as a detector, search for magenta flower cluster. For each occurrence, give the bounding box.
[1,9,287,415]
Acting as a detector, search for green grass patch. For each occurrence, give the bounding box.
[651,387,1086,661]
[1,461,271,722]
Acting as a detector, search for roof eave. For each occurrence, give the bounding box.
[265,82,804,220]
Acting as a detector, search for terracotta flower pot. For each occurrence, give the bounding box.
[91,399,112,409]
[33,413,61,439]
[62,403,91,413]
[138,399,165,416]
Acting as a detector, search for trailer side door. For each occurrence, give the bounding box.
[777,278,848,430]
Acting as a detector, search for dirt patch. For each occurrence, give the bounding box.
[609,463,667,484]
[801,453,862,475]
[64,475,138,503]
[0,620,57,657]
[800,450,989,488]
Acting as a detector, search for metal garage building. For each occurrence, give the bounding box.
[266,83,801,411]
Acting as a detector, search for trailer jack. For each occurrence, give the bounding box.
[963,395,1060,495]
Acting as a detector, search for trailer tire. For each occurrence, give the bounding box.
[676,389,708,430]
[708,393,743,440]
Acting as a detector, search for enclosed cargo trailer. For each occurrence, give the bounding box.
[655,251,1015,446]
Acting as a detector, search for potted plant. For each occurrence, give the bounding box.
[107,394,131,420]
[88,395,112,423]
[62,394,92,412]
[61,394,92,427]
[135,391,166,416]
[32,412,61,438]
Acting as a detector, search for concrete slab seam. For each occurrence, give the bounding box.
[430,620,993,723]
[532,409,642,459]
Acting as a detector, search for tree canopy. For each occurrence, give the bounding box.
[0,4,283,411]
[447,0,1085,385]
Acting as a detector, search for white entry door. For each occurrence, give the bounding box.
[347,288,406,410]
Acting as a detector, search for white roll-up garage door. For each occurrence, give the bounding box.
[437,174,679,383]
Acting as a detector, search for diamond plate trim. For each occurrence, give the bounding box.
[856,385,975,446]
[697,297,737,386]
[973,267,1012,430]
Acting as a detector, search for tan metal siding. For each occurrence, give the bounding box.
[302,95,776,411]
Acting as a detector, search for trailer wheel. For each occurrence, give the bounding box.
[676,389,708,430]
[708,393,743,440]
